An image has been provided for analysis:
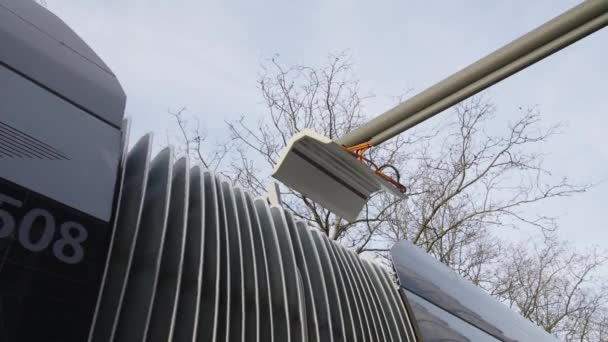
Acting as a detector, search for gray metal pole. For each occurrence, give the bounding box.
[337,0,608,147]
[370,12,608,146]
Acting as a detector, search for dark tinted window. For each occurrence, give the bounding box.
[392,240,556,341]
[405,290,501,341]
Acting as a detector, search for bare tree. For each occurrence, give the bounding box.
[226,53,414,243]
[487,235,608,341]
[169,53,604,338]
[222,55,588,257]
[377,99,590,276]
[170,53,589,256]
[168,107,232,177]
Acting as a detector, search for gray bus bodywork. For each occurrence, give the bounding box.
[0,1,557,341]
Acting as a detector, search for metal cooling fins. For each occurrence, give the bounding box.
[88,134,417,342]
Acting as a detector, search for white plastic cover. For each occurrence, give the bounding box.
[272,129,405,222]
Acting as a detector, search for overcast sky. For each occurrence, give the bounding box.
[45,0,607,252]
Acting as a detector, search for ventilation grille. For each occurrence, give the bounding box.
[88,133,418,342]
[0,121,69,160]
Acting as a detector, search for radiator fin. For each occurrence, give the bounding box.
[88,136,418,342]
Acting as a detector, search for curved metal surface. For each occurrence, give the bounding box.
[89,134,152,342]
[0,0,126,127]
[114,147,173,342]
[392,239,557,341]
[254,199,291,342]
[147,157,190,342]
[374,264,418,342]
[222,182,245,342]
[195,171,221,342]
[283,212,320,342]
[87,118,130,341]
[333,245,373,342]
[92,142,421,342]
[173,166,205,342]
[270,207,306,342]
[234,188,260,342]
[404,289,502,342]
[243,192,273,342]
[363,261,401,341]
[359,261,395,342]
[310,231,347,342]
[295,222,334,342]
[328,241,366,342]
[214,176,231,342]
[318,234,356,341]
[345,250,388,341]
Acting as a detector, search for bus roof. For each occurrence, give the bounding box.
[0,0,125,128]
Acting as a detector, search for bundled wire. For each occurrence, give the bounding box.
[344,143,407,193]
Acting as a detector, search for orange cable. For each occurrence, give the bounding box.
[342,142,407,194]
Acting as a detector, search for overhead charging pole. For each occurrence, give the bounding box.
[273,0,608,221]
[337,0,608,147]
